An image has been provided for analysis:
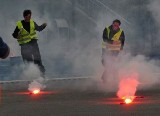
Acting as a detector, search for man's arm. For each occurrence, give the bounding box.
[119,31,125,50]
[102,28,113,44]
[34,22,47,32]
[12,26,20,39]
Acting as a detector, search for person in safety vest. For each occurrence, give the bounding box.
[0,37,10,59]
[101,19,125,66]
[12,10,47,77]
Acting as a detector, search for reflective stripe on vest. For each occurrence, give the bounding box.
[16,20,38,45]
[107,27,123,41]
[102,27,123,51]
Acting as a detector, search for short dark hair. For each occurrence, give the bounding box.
[113,19,121,25]
[23,10,32,17]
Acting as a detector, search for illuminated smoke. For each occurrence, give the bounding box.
[28,77,46,92]
[32,89,40,94]
[117,72,139,102]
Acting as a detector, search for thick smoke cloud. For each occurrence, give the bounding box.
[94,0,160,93]
[0,0,99,76]
[0,0,159,92]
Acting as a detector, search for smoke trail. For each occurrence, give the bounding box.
[101,53,160,93]
[20,63,46,92]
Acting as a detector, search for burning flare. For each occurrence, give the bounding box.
[124,98,132,104]
[122,96,134,104]
[32,89,40,94]
[117,73,139,104]
[28,78,46,95]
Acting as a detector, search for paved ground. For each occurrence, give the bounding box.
[0,79,159,116]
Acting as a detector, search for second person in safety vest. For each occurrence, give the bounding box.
[101,19,125,65]
[12,9,47,77]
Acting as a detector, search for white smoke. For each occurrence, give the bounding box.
[0,0,160,93]
[28,77,46,92]
[93,0,160,94]
[99,53,160,93]
[20,63,46,92]
[20,63,41,80]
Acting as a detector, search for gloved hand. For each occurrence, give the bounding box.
[42,23,47,27]
[113,41,121,45]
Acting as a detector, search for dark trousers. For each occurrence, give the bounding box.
[20,40,45,77]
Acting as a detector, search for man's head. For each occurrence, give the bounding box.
[23,10,32,22]
[112,19,121,31]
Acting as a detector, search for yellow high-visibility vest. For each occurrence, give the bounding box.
[102,27,123,51]
[16,19,38,45]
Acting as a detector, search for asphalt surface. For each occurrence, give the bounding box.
[0,80,159,116]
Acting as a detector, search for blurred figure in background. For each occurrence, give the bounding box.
[0,37,10,59]
[102,19,125,66]
[101,19,125,82]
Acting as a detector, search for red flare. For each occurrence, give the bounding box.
[117,73,139,105]
[124,98,132,104]
[120,96,135,104]
[32,89,40,95]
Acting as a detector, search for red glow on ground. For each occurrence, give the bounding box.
[14,90,59,95]
[122,96,134,100]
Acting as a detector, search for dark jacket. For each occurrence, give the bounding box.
[12,20,46,39]
[0,37,10,59]
[103,25,125,49]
